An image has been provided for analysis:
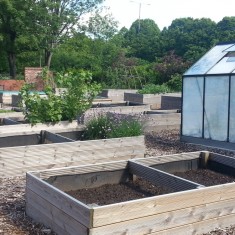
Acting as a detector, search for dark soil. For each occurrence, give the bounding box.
[65,177,174,206]
[174,169,235,186]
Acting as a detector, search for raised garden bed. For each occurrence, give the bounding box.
[26,151,235,235]
[0,120,82,147]
[0,135,145,178]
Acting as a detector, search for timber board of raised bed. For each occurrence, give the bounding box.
[0,135,145,178]
[26,151,235,235]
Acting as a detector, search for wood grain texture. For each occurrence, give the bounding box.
[0,136,144,177]
[26,173,91,228]
[92,182,235,227]
[26,189,88,235]
[151,213,235,235]
[129,161,204,191]
[90,198,235,235]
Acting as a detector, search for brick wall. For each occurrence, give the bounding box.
[24,67,44,91]
[0,80,25,91]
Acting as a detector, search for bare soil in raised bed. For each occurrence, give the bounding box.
[66,169,235,206]
[174,169,235,186]
[0,129,235,234]
[65,177,174,206]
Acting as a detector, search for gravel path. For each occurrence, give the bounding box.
[0,129,234,235]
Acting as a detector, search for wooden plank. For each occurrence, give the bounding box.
[0,145,143,168]
[90,198,235,234]
[92,182,235,227]
[26,203,68,235]
[152,213,235,235]
[134,151,202,166]
[45,169,130,191]
[43,130,75,143]
[129,161,204,191]
[26,173,91,228]
[0,135,145,157]
[26,189,88,235]
[0,120,83,137]
[209,152,235,168]
[0,158,130,178]
[3,118,20,125]
[32,160,128,178]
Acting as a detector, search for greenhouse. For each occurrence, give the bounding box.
[181,41,235,149]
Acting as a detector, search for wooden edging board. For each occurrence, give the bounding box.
[0,135,145,178]
[26,151,235,235]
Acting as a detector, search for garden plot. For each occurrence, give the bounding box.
[0,135,145,178]
[26,151,235,235]
[0,120,82,147]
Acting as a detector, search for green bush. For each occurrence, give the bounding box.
[82,114,142,140]
[165,73,182,92]
[20,69,102,125]
[138,83,171,94]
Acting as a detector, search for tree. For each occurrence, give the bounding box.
[85,7,118,40]
[51,32,121,83]
[124,19,161,61]
[161,18,218,61]
[217,17,235,42]
[33,0,105,68]
[0,0,34,78]
[153,51,190,84]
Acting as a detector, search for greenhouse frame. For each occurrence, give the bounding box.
[181,41,235,150]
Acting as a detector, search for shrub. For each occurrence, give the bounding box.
[165,73,182,92]
[82,113,142,140]
[138,83,171,94]
[19,69,102,125]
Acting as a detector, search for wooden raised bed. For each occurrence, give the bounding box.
[0,135,145,178]
[26,151,235,235]
[124,92,162,107]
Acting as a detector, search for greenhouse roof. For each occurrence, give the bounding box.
[184,42,235,76]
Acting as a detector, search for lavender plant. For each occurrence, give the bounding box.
[82,113,143,140]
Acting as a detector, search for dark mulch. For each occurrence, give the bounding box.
[174,169,235,186]
[65,177,174,206]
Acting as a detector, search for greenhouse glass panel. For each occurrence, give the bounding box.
[184,44,233,76]
[182,76,203,137]
[207,57,235,74]
[204,76,229,141]
[229,76,235,143]
[224,45,235,52]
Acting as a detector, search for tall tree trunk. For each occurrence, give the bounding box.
[45,49,53,69]
[7,52,17,79]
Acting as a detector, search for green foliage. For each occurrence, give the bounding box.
[102,51,153,89]
[161,17,218,58]
[138,83,171,94]
[107,118,142,138]
[82,114,142,140]
[153,51,190,84]
[217,17,235,42]
[165,74,182,92]
[124,19,161,61]
[19,70,101,125]
[82,115,112,140]
[0,109,15,113]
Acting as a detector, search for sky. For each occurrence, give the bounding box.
[103,0,235,30]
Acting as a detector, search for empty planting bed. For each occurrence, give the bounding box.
[26,151,235,235]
